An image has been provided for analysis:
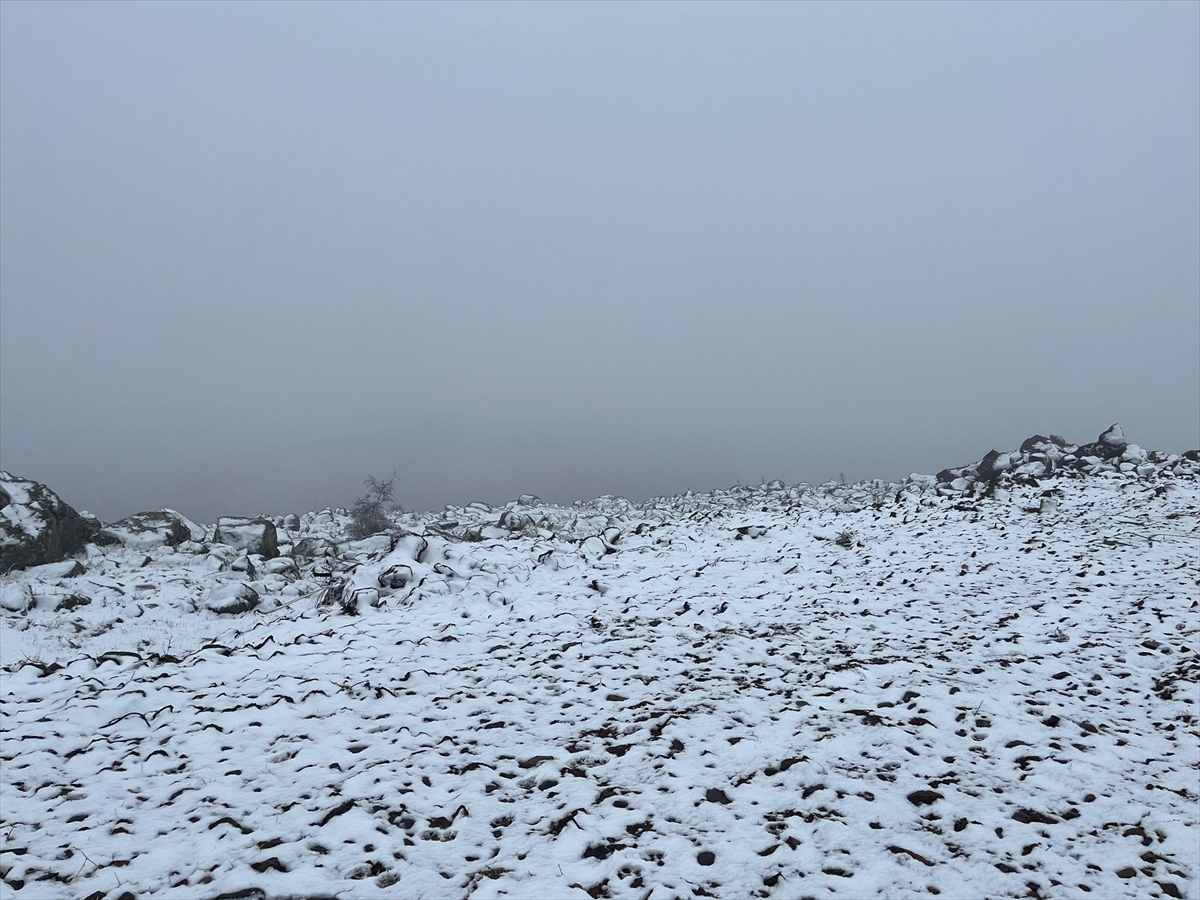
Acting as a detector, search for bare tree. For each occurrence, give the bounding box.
[348,472,398,539]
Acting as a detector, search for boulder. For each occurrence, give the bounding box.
[293,536,336,560]
[1099,423,1127,451]
[163,508,206,541]
[31,559,86,579]
[1019,434,1068,454]
[0,472,101,573]
[1019,435,1052,454]
[499,510,531,531]
[212,517,279,559]
[264,557,298,578]
[99,510,192,549]
[1075,423,1128,460]
[975,449,1008,482]
[203,582,260,614]
[55,593,91,612]
[0,582,34,613]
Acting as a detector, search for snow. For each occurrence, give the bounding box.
[0,475,40,545]
[0,466,1197,899]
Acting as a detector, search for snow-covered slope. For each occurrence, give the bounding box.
[1,443,1198,899]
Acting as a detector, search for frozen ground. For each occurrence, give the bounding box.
[1,469,1197,899]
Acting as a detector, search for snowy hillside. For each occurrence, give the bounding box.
[1,431,1198,899]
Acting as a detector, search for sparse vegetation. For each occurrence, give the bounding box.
[348,472,398,540]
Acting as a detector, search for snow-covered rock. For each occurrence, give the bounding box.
[28,559,86,579]
[1076,422,1129,460]
[0,581,34,612]
[99,510,193,548]
[163,507,206,541]
[0,471,101,573]
[202,581,260,614]
[936,425,1198,494]
[212,516,279,558]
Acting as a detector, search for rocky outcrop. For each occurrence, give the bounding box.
[935,425,1199,495]
[212,517,279,559]
[100,510,193,549]
[0,472,101,573]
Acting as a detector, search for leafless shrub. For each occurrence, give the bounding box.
[349,472,398,540]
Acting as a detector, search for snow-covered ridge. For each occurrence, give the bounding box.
[1,425,1197,899]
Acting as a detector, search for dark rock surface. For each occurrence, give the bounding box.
[0,472,100,573]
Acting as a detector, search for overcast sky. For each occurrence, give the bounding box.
[2,1,1197,523]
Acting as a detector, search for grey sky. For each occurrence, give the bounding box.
[2,1,1197,523]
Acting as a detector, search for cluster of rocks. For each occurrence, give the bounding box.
[935,424,1200,495]
[3,423,1196,580]
[0,470,279,576]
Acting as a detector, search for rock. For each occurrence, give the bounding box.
[264,557,298,577]
[203,582,260,614]
[293,536,336,560]
[55,593,91,612]
[580,535,609,559]
[378,564,413,590]
[975,449,1008,482]
[498,510,531,531]
[32,559,86,579]
[344,534,392,556]
[391,534,429,563]
[0,472,101,573]
[1099,423,1127,450]
[1076,423,1128,460]
[212,517,279,559]
[1019,434,1068,453]
[344,587,380,614]
[99,510,192,549]
[229,555,257,576]
[163,508,206,541]
[1121,445,1147,464]
[906,790,943,806]
[0,582,34,612]
[1020,435,1051,453]
[282,514,300,531]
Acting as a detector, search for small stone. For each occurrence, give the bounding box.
[907,790,943,806]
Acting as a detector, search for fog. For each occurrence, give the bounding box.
[2,1,1197,524]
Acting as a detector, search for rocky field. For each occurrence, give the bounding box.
[1,427,1198,899]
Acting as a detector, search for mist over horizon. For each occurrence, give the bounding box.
[6,415,1198,526]
[3,2,1198,525]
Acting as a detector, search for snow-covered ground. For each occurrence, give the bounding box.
[2,468,1197,899]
